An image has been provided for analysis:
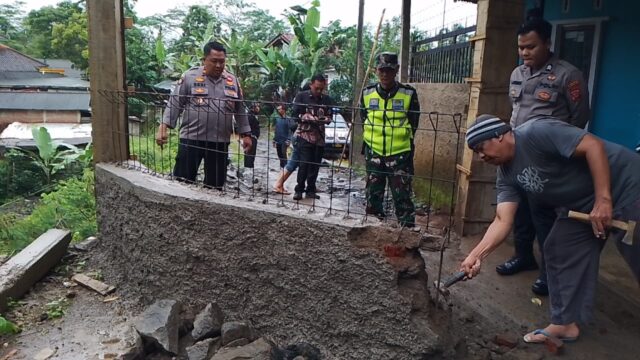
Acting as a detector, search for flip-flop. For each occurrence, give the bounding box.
[523,329,578,344]
[273,188,291,195]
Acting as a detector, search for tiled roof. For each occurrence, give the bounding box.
[0,44,47,72]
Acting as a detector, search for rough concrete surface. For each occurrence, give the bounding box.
[92,164,441,359]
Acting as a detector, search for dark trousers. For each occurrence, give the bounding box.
[173,139,228,189]
[275,143,288,169]
[244,137,258,168]
[294,137,323,194]
[546,198,639,325]
[513,196,557,280]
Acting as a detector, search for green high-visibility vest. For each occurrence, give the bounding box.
[362,86,414,156]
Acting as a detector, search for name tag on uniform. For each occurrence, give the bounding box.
[369,98,379,109]
[392,99,404,111]
[191,86,208,95]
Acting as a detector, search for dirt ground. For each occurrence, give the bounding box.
[421,233,640,360]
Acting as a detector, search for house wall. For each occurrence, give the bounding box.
[0,110,80,132]
[539,0,640,149]
[409,83,470,186]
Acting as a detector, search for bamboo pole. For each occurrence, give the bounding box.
[338,9,386,168]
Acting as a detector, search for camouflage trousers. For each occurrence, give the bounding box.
[365,147,416,226]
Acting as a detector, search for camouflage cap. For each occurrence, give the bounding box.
[376,52,399,70]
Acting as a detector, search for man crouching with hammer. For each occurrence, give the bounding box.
[460,115,640,345]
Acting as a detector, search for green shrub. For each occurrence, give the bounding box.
[129,130,179,174]
[0,153,47,203]
[0,169,97,253]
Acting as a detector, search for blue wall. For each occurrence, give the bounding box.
[536,0,640,149]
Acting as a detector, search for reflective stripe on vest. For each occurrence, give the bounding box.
[363,88,413,156]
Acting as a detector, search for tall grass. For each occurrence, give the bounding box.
[129,124,179,174]
[412,177,455,214]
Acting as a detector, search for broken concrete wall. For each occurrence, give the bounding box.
[409,83,469,188]
[92,164,440,359]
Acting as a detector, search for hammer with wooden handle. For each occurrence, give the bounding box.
[568,211,636,246]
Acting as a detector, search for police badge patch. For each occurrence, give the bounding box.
[369,98,379,110]
[392,99,404,111]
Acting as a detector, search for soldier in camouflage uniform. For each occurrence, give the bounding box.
[360,53,421,228]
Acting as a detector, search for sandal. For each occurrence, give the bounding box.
[273,187,291,195]
[523,329,578,344]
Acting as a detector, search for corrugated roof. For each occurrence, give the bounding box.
[0,44,47,72]
[39,59,84,79]
[0,76,90,89]
[265,33,295,48]
[0,92,90,111]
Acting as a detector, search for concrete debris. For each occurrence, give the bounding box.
[210,338,272,360]
[192,303,225,342]
[73,236,99,252]
[0,229,71,312]
[186,338,219,360]
[223,338,249,348]
[134,299,181,355]
[99,325,144,360]
[221,321,255,346]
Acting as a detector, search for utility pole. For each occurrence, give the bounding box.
[351,0,365,167]
[400,0,411,82]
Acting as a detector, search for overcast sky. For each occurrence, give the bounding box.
[6,0,476,34]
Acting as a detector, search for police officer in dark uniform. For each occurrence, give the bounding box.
[156,41,253,189]
[360,52,421,228]
[497,17,591,295]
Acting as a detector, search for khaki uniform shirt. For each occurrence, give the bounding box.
[509,56,590,129]
[162,66,250,142]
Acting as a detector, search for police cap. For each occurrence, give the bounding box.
[376,52,399,70]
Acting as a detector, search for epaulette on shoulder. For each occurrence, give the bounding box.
[223,70,237,79]
[399,82,416,91]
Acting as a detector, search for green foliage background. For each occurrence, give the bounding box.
[0,169,97,254]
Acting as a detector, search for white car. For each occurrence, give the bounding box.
[324,113,350,159]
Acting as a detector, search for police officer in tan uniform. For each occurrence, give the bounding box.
[156,41,252,189]
[495,18,591,296]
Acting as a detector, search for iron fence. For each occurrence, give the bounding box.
[96,90,464,234]
[410,25,476,83]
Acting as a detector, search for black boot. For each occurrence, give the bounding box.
[495,256,538,276]
[531,277,549,296]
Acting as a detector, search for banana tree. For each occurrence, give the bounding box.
[254,0,326,102]
[8,127,84,186]
[220,30,260,88]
